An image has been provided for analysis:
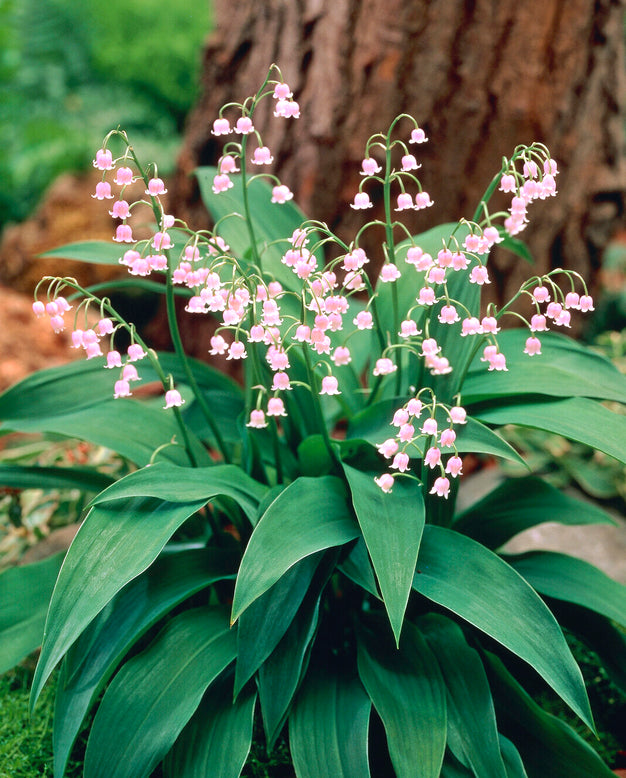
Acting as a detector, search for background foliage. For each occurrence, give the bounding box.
[0,0,211,233]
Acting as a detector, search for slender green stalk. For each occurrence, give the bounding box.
[300,345,341,469]
[48,277,199,467]
[128,146,231,462]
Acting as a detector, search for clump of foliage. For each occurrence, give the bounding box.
[1,65,626,778]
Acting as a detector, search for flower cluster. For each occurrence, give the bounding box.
[375,397,467,498]
[33,68,595,497]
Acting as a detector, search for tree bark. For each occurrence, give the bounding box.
[173,0,626,305]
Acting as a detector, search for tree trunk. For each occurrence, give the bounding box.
[173,0,626,306]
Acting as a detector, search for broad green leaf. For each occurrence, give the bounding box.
[1,400,211,467]
[506,551,626,627]
[420,614,507,778]
[258,586,321,749]
[453,477,615,549]
[38,240,124,265]
[499,234,534,264]
[0,352,241,449]
[231,476,358,621]
[53,547,237,778]
[485,652,614,778]
[337,536,379,598]
[163,673,256,778]
[463,330,626,404]
[290,668,371,778]
[412,526,593,729]
[235,553,321,695]
[343,463,424,644]
[357,615,447,778]
[0,464,115,492]
[84,607,237,778]
[91,462,267,523]
[470,396,626,465]
[31,496,207,708]
[0,552,63,674]
[347,400,526,466]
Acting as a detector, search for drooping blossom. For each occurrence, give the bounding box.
[164,389,185,409]
[430,476,450,498]
[351,192,373,210]
[247,410,268,428]
[271,185,293,204]
[320,376,340,395]
[375,473,395,493]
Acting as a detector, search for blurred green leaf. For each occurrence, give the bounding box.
[38,241,124,265]
[506,551,626,627]
[0,552,64,674]
[471,397,626,465]
[463,331,626,404]
[453,477,615,549]
[0,463,115,492]
[485,652,614,778]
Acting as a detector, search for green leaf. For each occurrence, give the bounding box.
[549,602,626,694]
[347,401,526,466]
[0,352,240,462]
[420,614,507,778]
[499,234,534,264]
[412,526,593,730]
[231,476,358,622]
[506,551,626,627]
[91,462,266,523]
[258,585,321,749]
[0,464,115,492]
[470,396,626,465]
[52,547,237,778]
[84,607,237,778]
[38,240,124,265]
[1,399,212,467]
[0,552,63,674]
[357,615,447,778]
[337,536,379,598]
[463,331,626,404]
[163,673,256,778]
[485,652,614,778]
[235,554,321,695]
[453,477,615,550]
[343,463,424,644]
[31,496,207,708]
[290,668,371,778]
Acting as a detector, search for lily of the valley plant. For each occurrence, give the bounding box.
[1,65,626,778]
